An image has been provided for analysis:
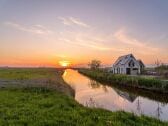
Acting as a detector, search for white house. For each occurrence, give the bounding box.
[111,54,145,75]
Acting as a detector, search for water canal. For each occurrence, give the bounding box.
[63,69,168,121]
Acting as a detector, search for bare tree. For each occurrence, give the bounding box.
[155,59,161,68]
[88,60,101,70]
[155,59,162,75]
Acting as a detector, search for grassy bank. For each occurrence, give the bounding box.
[0,68,167,125]
[79,69,168,93]
[0,87,167,126]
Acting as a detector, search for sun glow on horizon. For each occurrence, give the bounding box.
[59,61,71,67]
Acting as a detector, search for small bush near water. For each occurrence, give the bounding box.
[79,69,168,93]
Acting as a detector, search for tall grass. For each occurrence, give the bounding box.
[79,69,168,93]
[0,87,167,126]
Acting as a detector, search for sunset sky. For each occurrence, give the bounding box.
[0,0,168,67]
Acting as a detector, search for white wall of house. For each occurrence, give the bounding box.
[112,66,140,75]
[111,54,142,75]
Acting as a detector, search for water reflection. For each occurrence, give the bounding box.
[89,80,108,92]
[85,98,103,108]
[63,69,168,121]
[113,89,137,103]
[136,97,142,114]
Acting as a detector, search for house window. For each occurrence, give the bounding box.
[129,60,135,67]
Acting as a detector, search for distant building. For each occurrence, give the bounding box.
[111,54,145,75]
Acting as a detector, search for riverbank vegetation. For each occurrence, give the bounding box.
[0,68,168,125]
[79,69,168,93]
[155,64,168,78]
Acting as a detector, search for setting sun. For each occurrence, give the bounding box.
[59,61,71,67]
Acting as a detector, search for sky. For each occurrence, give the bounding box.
[0,0,168,67]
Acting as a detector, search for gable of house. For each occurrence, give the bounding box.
[137,60,145,68]
[113,54,139,68]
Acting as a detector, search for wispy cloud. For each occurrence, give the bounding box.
[59,38,111,51]
[58,30,128,52]
[58,17,90,28]
[4,21,53,35]
[69,17,90,28]
[114,28,160,54]
[114,29,145,47]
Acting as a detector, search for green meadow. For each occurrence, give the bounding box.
[0,68,167,126]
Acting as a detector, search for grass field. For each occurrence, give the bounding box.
[0,68,167,125]
[0,68,74,96]
[0,68,65,80]
[0,87,167,126]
